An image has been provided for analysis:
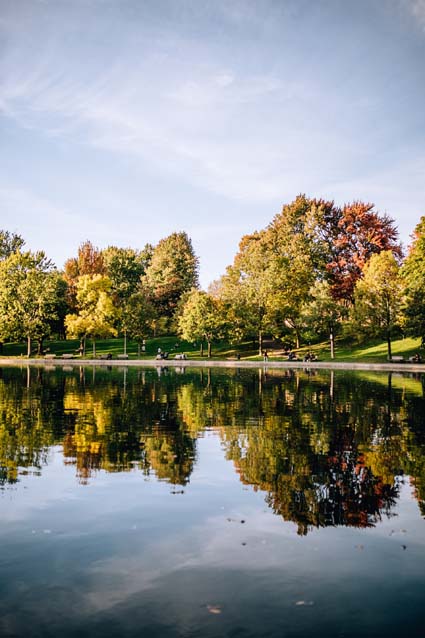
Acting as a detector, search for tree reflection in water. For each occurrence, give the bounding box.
[0,365,424,534]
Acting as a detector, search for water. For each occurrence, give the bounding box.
[1,365,425,637]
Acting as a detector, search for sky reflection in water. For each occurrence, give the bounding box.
[1,365,425,638]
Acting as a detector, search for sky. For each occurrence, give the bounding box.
[1,0,424,288]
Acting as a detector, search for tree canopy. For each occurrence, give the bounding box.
[0,192,418,359]
[144,231,199,319]
[401,216,425,342]
[352,251,403,359]
[0,250,62,355]
[65,274,117,356]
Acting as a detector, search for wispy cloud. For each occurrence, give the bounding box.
[1,54,296,202]
[403,0,425,30]
[0,1,323,204]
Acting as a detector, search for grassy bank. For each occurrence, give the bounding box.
[0,334,423,363]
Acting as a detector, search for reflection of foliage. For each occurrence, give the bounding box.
[142,427,195,485]
[59,372,197,485]
[1,366,425,536]
[219,371,422,534]
[0,368,61,484]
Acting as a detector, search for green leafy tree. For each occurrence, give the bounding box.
[178,290,224,357]
[144,232,199,320]
[216,198,330,352]
[0,251,62,356]
[352,251,404,359]
[102,246,153,354]
[215,232,278,354]
[123,289,157,356]
[0,230,25,260]
[263,196,330,348]
[102,246,147,301]
[65,274,117,356]
[301,281,346,358]
[401,216,425,344]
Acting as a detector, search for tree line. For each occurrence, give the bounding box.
[0,194,424,358]
[0,230,198,356]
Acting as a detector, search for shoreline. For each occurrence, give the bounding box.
[0,357,424,373]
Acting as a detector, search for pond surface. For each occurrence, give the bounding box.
[1,365,425,637]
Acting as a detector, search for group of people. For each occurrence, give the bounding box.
[261,349,317,362]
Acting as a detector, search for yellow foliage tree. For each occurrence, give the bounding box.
[65,274,117,356]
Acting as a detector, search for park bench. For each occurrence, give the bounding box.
[99,353,112,360]
[44,354,56,359]
[388,356,404,362]
[117,354,129,360]
[174,353,187,360]
[62,353,74,359]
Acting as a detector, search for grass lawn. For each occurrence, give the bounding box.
[310,336,423,363]
[1,336,199,359]
[1,335,423,363]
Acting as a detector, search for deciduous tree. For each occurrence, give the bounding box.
[65,274,117,357]
[0,230,25,260]
[178,290,224,357]
[301,281,346,358]
[0,251,62,356]
[326,202,402,302]
[64,241,105,310]
[123,289,157,356]
[144,232,199,320]
[351,251,403,359]
[401,216,425,344]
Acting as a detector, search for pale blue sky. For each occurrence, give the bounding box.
[1,0,424,288]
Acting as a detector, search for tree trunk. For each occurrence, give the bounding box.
[387,330,392,361]
[124,330,127,356]
[37,337,44,356]
[295,332,300,349]
[27,335,31,358]
[330,327,334,360]
[386,304,392,360]
[207,341,211,358]
[138,342,141,358]
[83,336,86,356]
[200,342,204,357]
[258,330,263,356]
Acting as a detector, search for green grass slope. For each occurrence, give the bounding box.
[1,335,423,363]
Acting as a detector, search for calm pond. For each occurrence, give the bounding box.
[1,364,425,637]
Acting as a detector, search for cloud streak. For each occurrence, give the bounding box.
[404,0,425,30]
[0,2,362,205]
